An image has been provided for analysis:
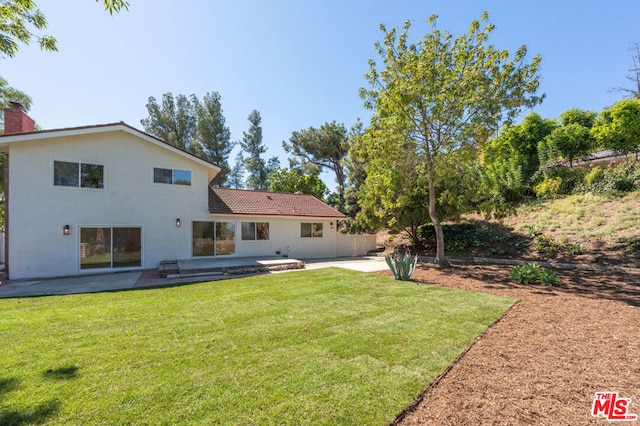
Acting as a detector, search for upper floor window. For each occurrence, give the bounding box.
[301,222,323,238]
[53,160,104,189]
[153,167,191,186]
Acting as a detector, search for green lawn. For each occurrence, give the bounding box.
[0,268,515,425]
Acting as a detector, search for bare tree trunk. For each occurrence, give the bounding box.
[427,174,448,266]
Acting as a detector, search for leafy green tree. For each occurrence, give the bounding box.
[141,92,234,186]
[228,151,245,189]
[541,108,596,168]
[283,121,349,210]
[479,113,555,216]
[354,128,430,240]
[268,167,327,200]
[591,99,640,155]
[240,110,269,190]
[482,113,556,186]
[0,0,128,59]
[358,12,543,265]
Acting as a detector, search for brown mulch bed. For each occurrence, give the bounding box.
[386,264,640,425]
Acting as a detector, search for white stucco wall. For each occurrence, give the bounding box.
[7,130,215,279]
[207,215,339,260]
[5,129,342,279]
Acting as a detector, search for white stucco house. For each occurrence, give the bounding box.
[0,103,351,280]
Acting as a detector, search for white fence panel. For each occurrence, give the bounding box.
[336,233,377,257]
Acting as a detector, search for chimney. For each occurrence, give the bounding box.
[3,102,35,134]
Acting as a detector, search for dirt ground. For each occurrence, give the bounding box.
[385,264,640,425]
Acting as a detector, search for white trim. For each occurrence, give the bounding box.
[0,123,220,174]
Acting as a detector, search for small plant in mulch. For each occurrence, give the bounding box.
[619,236,640,254]
[533,235,562,257]
[566,243,584,256]
[533,235,584,258]
[510,263,561,286]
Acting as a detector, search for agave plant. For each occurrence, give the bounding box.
[385,252,418,281]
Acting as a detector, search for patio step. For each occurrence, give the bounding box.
[158,260,179,279]
[159,257,305,279]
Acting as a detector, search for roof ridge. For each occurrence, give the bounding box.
[211,187,316,197]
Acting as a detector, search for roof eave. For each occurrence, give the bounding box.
[0,122,222,173]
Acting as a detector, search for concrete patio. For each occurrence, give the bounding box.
[0,256,388,298]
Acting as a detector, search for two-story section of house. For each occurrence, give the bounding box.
[0,103,346,280]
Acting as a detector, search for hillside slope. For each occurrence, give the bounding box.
[382,192,640,268]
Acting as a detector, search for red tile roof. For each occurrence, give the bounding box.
[209,187,346,218]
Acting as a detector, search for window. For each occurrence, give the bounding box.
[301,222,323,238]
[192,221,236,256]
[54,160,104,189]
[241,222,269,241]
[154,167,191,185]
[80,227,141,270]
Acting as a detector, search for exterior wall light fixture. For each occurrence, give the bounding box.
[63,225,71,236]
[176,218,181,227]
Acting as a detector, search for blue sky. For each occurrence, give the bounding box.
[4,1,640,188]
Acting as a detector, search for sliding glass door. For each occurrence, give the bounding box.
[192,221,235,257]
[80,227,142,270]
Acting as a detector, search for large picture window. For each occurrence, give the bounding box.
[301,223,323,238]
[54,160,104,189]
[241,222,269,241]
[154,167,191,186]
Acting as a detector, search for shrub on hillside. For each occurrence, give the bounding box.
[535,167,589,198]
[579,160,640,195]
[534,177,562,198]
[416,223,495,254]
[584,166,604,187]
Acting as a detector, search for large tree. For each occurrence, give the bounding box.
[141,92,234,186]
[191,92,233,185]
[141,93,194,150]
[479,113,556,216]
[591,98,640,155]
[540,108,596,168]
[283,121,349,210]
[0,0,128,59]
[239,110,269,190]
[268,167,327,200]
[228,151,245,189]
[359,12,543,265]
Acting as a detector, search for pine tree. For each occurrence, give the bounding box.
[228,151,245,189]
[239,110,269,190]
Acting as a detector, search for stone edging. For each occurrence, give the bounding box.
[417,256,640,275]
